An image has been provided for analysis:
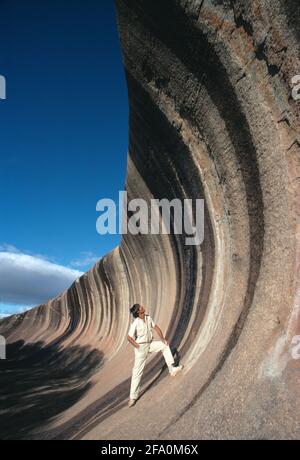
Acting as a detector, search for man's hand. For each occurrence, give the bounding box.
[162,339,169,346]
[128,335,140,349]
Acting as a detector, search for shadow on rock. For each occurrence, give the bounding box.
[0,340,104,440]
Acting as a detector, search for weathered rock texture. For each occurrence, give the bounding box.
[1,0,300,440]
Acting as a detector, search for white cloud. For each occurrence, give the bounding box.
[0,243,57,262]
[0,303,30,318]
[70,251,99,268]
[0,243,21,253]
[0,247,83,308]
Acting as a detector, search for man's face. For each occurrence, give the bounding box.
[138,305,145,315]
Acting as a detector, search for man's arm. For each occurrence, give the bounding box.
[127,320,139,348]
[154,325,169,345]
[127,335,140,349]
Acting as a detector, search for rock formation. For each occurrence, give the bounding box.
[1,0,300,439]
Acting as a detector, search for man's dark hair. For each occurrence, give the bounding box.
[130,304,140,318]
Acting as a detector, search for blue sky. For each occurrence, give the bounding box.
[0,1,128,317]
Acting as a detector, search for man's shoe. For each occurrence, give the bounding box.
[169,364,183,377]
[128,399,137,407]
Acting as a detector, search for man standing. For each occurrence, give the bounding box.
[127,303,183,407]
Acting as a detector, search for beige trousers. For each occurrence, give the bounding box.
[129,340,175,400]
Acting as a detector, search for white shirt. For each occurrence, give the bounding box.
[128,314,156,344]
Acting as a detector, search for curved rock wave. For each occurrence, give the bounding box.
[1,0,300,439]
